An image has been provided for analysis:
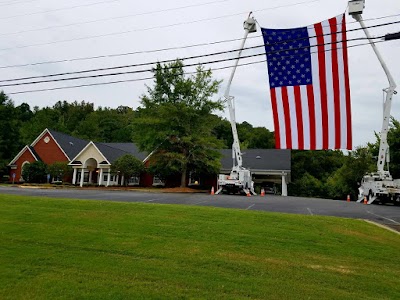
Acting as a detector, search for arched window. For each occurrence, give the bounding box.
[20,161,30,182]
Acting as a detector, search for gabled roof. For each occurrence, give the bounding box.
[47,129,88,160]
[94,142,148,163]
[69,141,110,166]
[219,149,291,171]
[30,128,88,160]
[8,145,39,166]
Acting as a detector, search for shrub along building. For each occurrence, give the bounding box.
[8,128,291,192]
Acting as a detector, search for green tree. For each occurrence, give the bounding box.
[0,92,23,177]
[111,154,144,185]
[47,161,72,182]
[326,147,375,199]
[132,60,223,187]
[290,150,345,197]
[387,117,400,178]
[21,161,47,183]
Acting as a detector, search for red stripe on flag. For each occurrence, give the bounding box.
[281,87,292,149]
[329,17,341,149]
[314,22,329,149]
[294,86,304,149]
[307,85,316,150]
[270,88,281,149]
[342,14,352,149]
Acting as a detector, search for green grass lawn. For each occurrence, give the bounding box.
[0,194,399,299]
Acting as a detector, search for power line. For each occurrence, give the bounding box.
[6,40,387,95]
[0,0,320,52]
[0,0,230,37]
[0,0,37,7]
[0,19,396,83]
[0,12,398,70]
[0,0,121,21]
[0,36,386,88]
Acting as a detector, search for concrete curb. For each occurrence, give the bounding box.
[364,220,400,235]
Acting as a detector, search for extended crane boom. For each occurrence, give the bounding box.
[349,0,400,205]
[216,13,257,195]
[352,13,397,175]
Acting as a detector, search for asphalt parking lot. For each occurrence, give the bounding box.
[1,186,400,232]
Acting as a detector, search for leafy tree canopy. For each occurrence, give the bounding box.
[132,60,224,187]
[111,154,144,185]
[47,161,72,182]
[21,161,47,183]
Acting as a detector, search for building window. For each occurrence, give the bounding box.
[152,176,165,186]
[20,161,30,182]
[128,176,140,186]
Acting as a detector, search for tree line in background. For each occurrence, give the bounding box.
[1,58,400,199]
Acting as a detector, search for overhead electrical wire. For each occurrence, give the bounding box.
[0,0,122,21]
[6,40,387,95]
[0,36,382,85]
[0,0,230,37]
[0,19,396,84]
[0,35,387,88]
[0,0,37,7]
[0,0,320,52]
[0,12,398,70]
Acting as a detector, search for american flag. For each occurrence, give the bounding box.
[262,14,352,150]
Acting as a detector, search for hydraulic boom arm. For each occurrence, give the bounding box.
[353,13,397,175]
[224,13,257,171]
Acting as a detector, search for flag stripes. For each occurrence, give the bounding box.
[262,14,352,150]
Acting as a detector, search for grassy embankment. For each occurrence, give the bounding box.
[0,194,399,299]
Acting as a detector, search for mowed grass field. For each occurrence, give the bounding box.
[0,194,399,299]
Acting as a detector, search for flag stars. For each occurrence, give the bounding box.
[263,26,313,88]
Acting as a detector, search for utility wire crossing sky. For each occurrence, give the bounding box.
[0,0,399,149]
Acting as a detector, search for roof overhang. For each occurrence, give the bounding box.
[31,128,70,160]
[8,145,39,166]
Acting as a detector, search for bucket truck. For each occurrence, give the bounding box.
[215,14,257,195]
[349,0,400,205]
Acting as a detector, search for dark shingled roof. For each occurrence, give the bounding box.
[29,146,41,161]
[219,149,291,171]
[94,142,148,163]
[48,129,89,160]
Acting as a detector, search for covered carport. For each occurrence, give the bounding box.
[219,149,291,196]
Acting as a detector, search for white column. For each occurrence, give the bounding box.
[116,174,119,186]
[281,172,287,197]
[107,169,111,187]
[99,169,103,186]
[80,168,85,187]
[88,171,93,184]
[72,168,77,185]
[121,175,125,186]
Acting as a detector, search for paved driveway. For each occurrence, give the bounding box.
[1,186,400,232]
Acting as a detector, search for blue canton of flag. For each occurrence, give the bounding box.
[262,27,312,88]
